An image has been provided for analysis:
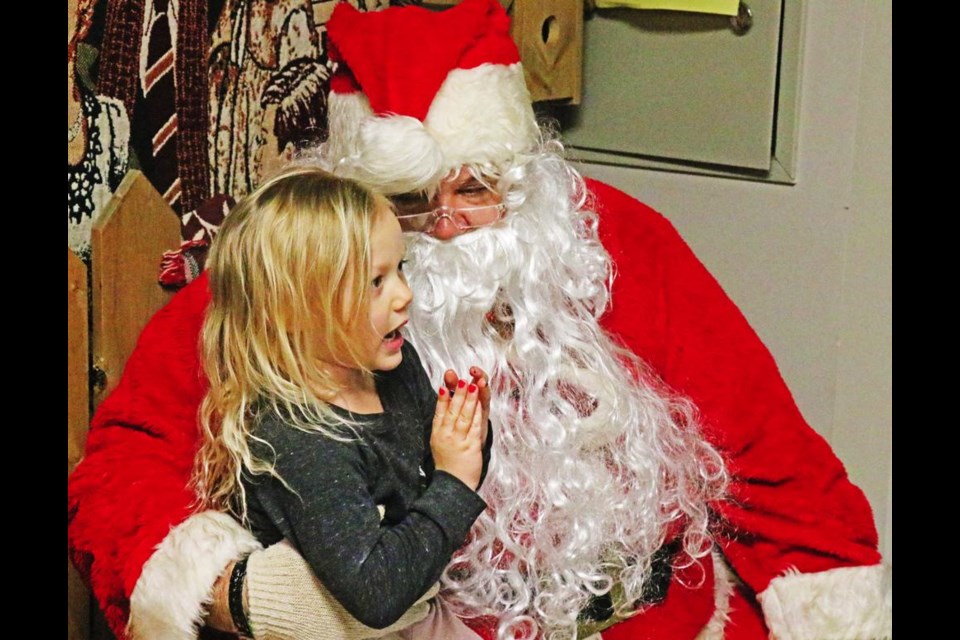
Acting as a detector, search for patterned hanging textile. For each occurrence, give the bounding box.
[97,0,210,216]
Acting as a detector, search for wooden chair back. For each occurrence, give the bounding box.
[67,170,182,640]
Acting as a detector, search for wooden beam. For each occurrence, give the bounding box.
[90,171,181,407]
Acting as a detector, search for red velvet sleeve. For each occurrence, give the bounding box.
[67,274,212,639]
[586,178,881,595]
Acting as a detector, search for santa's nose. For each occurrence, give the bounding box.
[429,216,464,241]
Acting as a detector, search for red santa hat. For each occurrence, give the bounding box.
[324,0,539,194]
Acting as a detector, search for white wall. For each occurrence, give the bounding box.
[576,0,891,560]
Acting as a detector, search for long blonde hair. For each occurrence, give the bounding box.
[192,166,390,521]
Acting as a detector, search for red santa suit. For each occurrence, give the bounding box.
[67,1,888,638]
[572,180,884,640]
[67,176,886,640]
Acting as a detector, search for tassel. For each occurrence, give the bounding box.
[158,239,210,290]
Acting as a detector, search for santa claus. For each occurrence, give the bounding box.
[67,1,890,639]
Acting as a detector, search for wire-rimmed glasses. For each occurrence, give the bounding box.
[392,203,507,234]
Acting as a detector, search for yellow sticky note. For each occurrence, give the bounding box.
[593,0,740,16]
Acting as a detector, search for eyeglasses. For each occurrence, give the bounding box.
[393,203,507,234]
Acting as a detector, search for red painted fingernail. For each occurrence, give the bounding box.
[468,384,477,393]
[438,387,446,397]
[458,380,466,389]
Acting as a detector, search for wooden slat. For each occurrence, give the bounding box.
[68,248,90,473]
[90,170,181,407]
[68,248,91,640]
[68,555,91,640]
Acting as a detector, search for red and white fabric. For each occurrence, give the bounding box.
[68,1,888,638]
[67,179,888,640]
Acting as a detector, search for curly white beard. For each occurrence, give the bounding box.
[403,152,727,639]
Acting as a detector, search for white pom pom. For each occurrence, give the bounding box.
[351,115,447,194]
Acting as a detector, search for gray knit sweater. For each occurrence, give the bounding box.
[243,342,490,629]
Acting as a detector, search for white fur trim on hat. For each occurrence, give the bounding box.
[326,92,447,195]
[758,564,892,640]
[324,91,375,174]
[424,62,539,171]
[326,62,538,195]
[127,510,262,640]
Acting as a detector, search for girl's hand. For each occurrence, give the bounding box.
[431,374,486,491]
[443,366,490,445]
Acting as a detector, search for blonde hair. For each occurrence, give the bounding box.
[192,166,390,521]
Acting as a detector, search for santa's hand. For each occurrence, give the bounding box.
[467,366,490,443]
[443,367,490,431]
[245,540,435,639]
[432,376,485,490]
[442,369,460,395]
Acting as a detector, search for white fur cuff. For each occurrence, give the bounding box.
[694,551,736,640]
[758,564,892,640]
[128,510,262,640]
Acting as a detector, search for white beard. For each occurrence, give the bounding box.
[403,182,725,639]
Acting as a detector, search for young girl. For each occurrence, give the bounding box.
[192,167,491,637]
